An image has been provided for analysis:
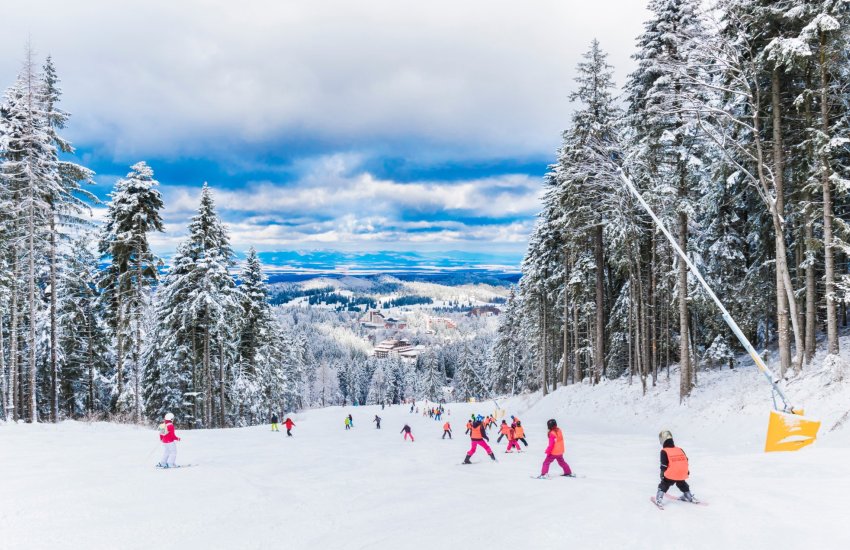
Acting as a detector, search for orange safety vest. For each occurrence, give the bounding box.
[514,426,525,439]
[499,424,510,435]
[549,428,564,455]
[443,422,450,431]
[662,447,689,481]
[470,425,484,439]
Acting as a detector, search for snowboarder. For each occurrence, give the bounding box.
[284,417,295,436]
[462,418,496,464]
[401,424,414,442]
[655,430,698,507]
[497,420,510,443]
[157,412,181,468]
[271,413,280,432]
[514,421,528,447]
[505,424,521,453]
[374,415,382,429]
[345,417,351,430]
[442,421,452,439]
[537,419,572,478]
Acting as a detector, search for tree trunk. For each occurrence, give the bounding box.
[134,258,144,423]
[678,210,691,401]
[0,314,6,421]
[9,258,18,421]
[219,338,226,427]
[115,286,124,411]
[204,324,212,426]
[594,225,605,381]
[820,32,839,356]
[28,167,38,423]
[88,315,95,415]
[771,69,793,377]
[562,255,570,386]
[50,214,58,422]
[573,298,581,384]
[541,295,548,395]
[650,233,657,386]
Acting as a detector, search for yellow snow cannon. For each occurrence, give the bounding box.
[765,409,821,453]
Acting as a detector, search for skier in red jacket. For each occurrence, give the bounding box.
[157,412,181,468]
[284,417,296,437]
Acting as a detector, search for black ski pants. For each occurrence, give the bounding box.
[443,430,452,439]
[658,477,690,493]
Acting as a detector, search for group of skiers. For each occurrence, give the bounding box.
[155,408,699,506]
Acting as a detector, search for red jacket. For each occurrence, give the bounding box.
[159,420,180,443]
[284,418,295,429]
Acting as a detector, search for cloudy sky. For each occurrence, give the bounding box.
[1,0,649,268]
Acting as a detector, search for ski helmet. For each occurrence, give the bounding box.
[164,412,175,421]
[658,430,673,445]
[547,419,557,430]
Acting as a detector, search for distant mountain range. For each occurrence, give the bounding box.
[252,250,522,278]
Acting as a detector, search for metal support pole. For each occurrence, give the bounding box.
[616,168,793,412]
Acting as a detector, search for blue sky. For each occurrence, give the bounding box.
[1,0,649,270]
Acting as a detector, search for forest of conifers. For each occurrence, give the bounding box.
[492,1,850,400]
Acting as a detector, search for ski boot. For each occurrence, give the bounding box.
[462,455,472,465]
[489,452,497,462]
[655,490,665,507]
[681,492,699,503]
[561,473,576,477]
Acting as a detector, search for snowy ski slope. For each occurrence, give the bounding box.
[2,381,848,550]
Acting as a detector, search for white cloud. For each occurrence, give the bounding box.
[146,154,540,253]
[0,0,649,162]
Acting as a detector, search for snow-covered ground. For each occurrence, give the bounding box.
[2,363,849,549]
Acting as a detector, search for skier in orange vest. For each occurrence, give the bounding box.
[505,424,522,453]
[462,419,496,464]
[536,419,573,478]
[442,421,452,439]
[655,430,698,506]
[514,421,528,447]
[497,420,511,443]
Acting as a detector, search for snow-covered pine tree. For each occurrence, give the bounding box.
[99,161,164,421]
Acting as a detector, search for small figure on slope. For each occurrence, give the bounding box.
[348,414,354,428]
[344,417,351,430]
[462,418,496,464]
[497,420,510,443]
[401,424,415,442]
[442,421,452,439]
[374,415,382,429]
[465,419,473,435]
[537,419,572,478]
[271,413,280,432]
[655,430,698,507]
[505,424,522,453]
[284,417,295,437]
[157,412,181,468]
[514,421,528,447]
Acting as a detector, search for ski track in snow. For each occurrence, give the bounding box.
[1,392,848,550]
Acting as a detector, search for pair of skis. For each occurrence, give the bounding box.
[650,493,708,510]
[155,463,196,469]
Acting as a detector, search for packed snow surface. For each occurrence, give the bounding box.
[2,369,849,549]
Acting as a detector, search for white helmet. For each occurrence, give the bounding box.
[164,412,175,421]
[658,430,673,445]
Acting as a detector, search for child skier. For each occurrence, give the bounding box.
[505,424,521,453]
[655,430,698,507]
[497,420,510,443]
[348,414,354,427]
[514,421,528,447]
[465,419,473,435]
[462,418,496,464]
[537,419,573,478]
[271,413,280,432]
[344,417,351,430]
[442,421,452,439]
[284,417,295,436]
[401,424,415,442]
[374,415,382,429]
[157,412,181,468]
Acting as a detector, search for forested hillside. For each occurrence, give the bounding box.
[491,0,850,399]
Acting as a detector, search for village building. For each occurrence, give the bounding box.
[467,305,501,317]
